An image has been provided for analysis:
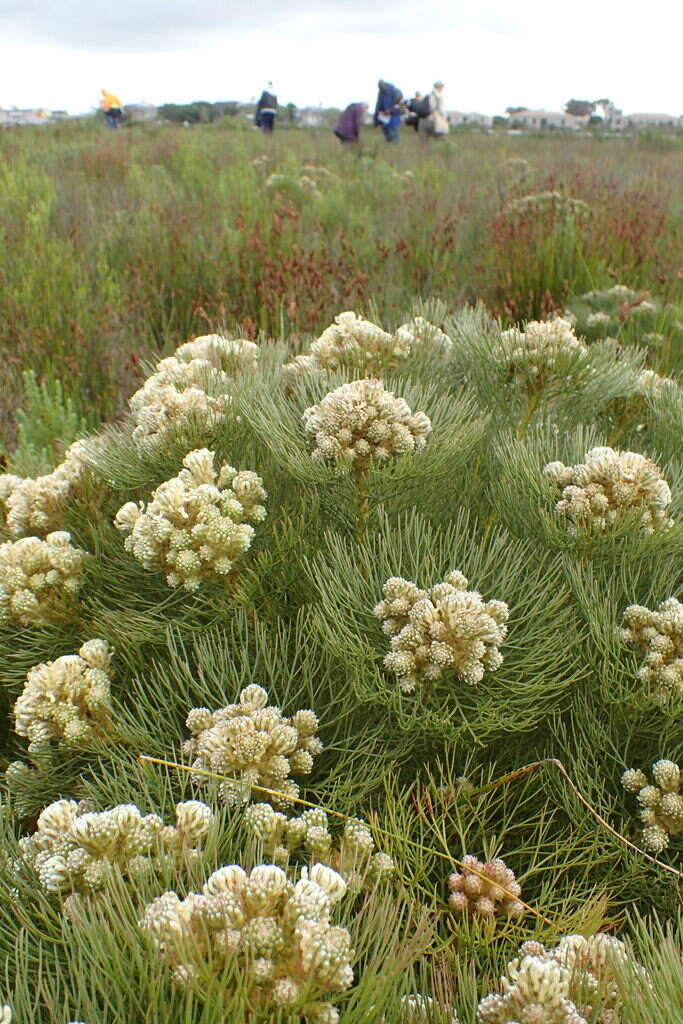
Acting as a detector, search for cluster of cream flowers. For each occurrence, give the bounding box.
[129,362,229,450]
[244,803,395,890]
[141,862,353,1024]
[183,684,322,806]
[284,312,405,377]
[636,368,678,401]
[284,311,449,378]
[266,171,323,196]
[374,572,509,693]
[0,441,90,538]
[394,316,453,354]
[505,191,590,221]
[604,369,678,435]
[478,933,646,1024]
[303,379,431,469]
[14,639,113,752]
[622,759,683,853]
[128,334,256,449]
[16,798,214,899]
[174,334,259,374]
[619,598,683,700]
[497,317,588,388]
[447,855,524,920]
[0,531,87,627]
[544,447,673,535]
[114,448,266,590]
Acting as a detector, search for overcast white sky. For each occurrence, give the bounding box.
[1,0,682,116]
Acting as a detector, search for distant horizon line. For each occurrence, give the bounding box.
[2,99,683,121]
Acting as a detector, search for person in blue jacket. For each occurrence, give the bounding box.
[374,80,403,141]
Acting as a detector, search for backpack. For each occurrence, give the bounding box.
[413,95,431,118]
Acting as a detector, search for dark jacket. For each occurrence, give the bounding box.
[257,91,278,112]
[334,103,365,141]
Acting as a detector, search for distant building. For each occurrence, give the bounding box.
[506,109,589,130]
[0,108,49,127]
[447,111,492,128]
[623,112,682,128]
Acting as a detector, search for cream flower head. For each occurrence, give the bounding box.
[303,379,431,469]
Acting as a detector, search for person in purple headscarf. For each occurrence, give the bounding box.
[334,102,369,143]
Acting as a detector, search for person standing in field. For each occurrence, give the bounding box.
[374,80,403,142]
[424,81,449,137]
[334,102,369,143]
[256,83,278,133]
[101,89,123,128]
[405,91,426,132]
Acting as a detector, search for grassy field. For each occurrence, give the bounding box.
[1,120,683,440]
[1,121,683,1023]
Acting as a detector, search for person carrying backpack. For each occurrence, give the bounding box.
[256,83,278,133]
[424,81,449,137]
[406,91,431,131]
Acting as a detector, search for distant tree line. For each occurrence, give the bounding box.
[157,101,302,124]
[505,99,620,120]
[157,101,243,123]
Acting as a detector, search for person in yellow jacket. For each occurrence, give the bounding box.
[101,89,123,128]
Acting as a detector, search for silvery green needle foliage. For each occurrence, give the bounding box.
[622,759,683,852]
[445,306,645,436]
[447,855,524,921]
[183,683,322,806]
[374,571,508,693]
[114,448,267,590]
[619,598,683,700]
[477,933,647,1024]
[244,803,395,891]
[545,446,673,535]
[0,531,87,626]
[303,379,432,469]
[0,440,89,538]
[15,797,214,900]
[396,995,459,1023]
[141,862,353,1023]
[565,281,683,363]
[13,638,113,751]
[308,507,584,744]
